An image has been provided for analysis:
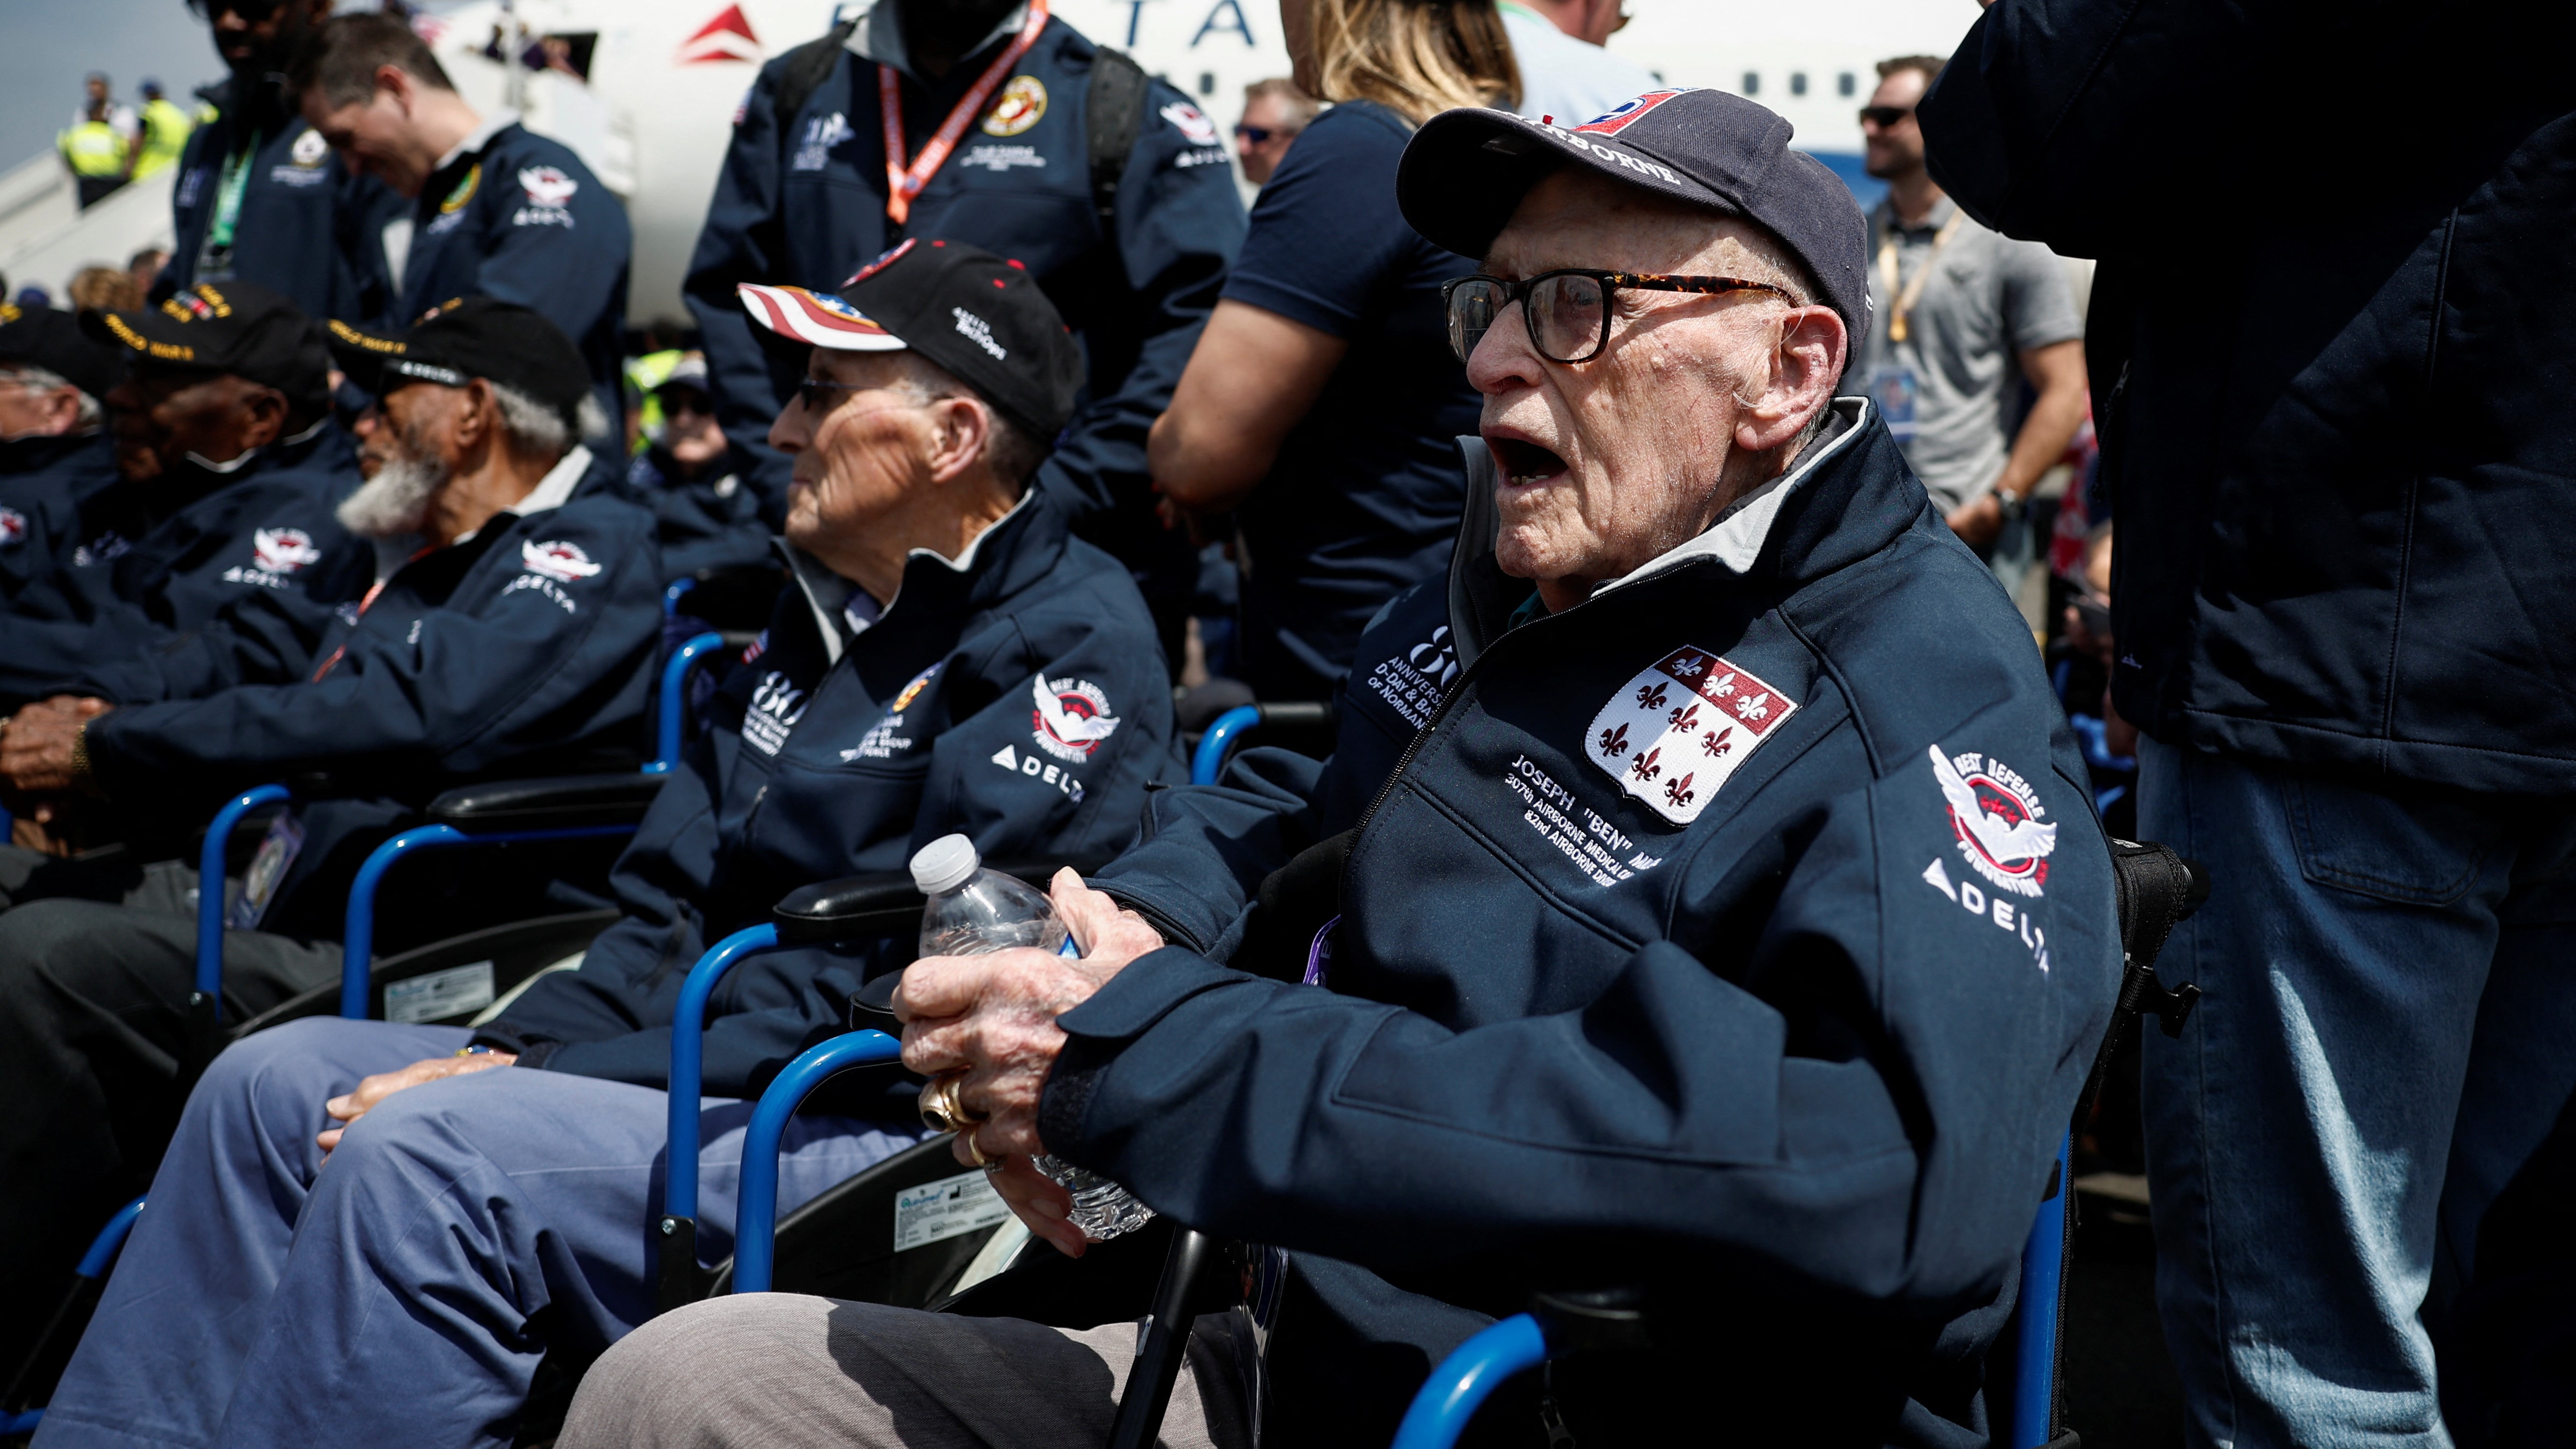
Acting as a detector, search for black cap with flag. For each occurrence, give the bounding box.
[1394,89,1871,346]
[79,281,333,415]
[737,237,1082,441]
[326,297,593,429]
[0,299,124,401]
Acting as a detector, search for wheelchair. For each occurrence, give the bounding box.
[701,767,2210,1447]
[1,577,774,1434]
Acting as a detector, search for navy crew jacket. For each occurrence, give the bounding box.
[1923,0,2576,795]
[1061,402,2123,1445]
[394,118,634,435]
[0,424,370,701]
[682,7,1244,569]
[158,77,400,320]
[470,493,1181,1097]
[0,432,118,607]
[67,449,661,930]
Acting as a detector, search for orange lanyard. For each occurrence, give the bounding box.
[310,548,430,682]
[877,0,1049,225]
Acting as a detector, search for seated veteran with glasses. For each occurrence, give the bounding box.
[36,239,1181,1449]
[557,89,2123,1449]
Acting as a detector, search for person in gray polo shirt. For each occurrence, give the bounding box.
[1858,53,2086,594]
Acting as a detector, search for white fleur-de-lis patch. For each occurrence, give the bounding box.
[1584,647,1798,824]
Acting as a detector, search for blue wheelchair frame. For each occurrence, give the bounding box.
[188,633,725,1023]
[1388,1134,2079,1449]
[5,633,734,1431]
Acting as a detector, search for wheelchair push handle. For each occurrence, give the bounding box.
[728,1029,906,1294]
[195,784,295,1016]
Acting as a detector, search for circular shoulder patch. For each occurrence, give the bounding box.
[982,75,1047,137]
[290,128,329,167]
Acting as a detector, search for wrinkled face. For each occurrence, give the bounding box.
[304,83,435,196]
[767,348,935,553]
[104,365,277,483]
[338,382,463,536]
[1861,68,1927,180]
[1467,170,1817,599]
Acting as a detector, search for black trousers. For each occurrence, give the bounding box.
[0,850,339,1367]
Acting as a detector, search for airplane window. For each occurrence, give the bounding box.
[1200,72,1217,96]
[1742,71,1760,96]
[1839,72,1857,97]
[1790,72,1808,97]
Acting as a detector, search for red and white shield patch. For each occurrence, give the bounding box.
[1584,647,1797,825]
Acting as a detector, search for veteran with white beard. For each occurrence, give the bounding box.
[0,298,662,1319]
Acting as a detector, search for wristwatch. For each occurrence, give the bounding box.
[1992,487,2029,525]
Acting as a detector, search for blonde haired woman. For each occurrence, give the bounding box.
[1149,0,1520,703]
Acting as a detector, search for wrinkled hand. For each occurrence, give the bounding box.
[896,869,1164,1178]
[318,1051,515,1155]
[0,697,111,793]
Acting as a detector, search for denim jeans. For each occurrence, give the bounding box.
[2136,737,2576,1448]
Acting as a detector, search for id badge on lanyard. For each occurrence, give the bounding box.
[878,0,1051,225]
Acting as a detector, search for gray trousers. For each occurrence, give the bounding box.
[34,1018,924,1449]
[558,1293,1255,1449]
[0,854,340,1368]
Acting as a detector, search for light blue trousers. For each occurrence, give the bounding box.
[2137,737,2576,1448]
[35,1017,922,1449]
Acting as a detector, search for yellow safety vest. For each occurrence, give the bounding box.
[59,121,127,178]
[134,98,194,179]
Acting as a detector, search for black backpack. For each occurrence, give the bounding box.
[771,19,1150,231]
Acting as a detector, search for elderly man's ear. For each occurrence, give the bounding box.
[1735,307,1848,454]
[921,395,996,485]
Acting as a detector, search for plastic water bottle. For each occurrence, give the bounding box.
[910,834,1156,1243]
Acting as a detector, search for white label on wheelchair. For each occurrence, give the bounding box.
[384,960,497,1025]
[893,1168,1013,1252]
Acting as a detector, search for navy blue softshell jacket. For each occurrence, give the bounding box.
[1056,404,2123,1446]
[473,494,1182,1097]
[76,462,662,895]
[1922,0,2576,795]
[156,79,401,320]
[394,120,634,436]
[0,432,118,608]
[0,426,371,700]
[681,10,1244,578]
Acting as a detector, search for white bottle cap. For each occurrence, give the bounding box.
[909,833,981,896]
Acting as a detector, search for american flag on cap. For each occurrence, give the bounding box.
[735,283,907,352]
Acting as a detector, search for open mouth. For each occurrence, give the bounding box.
[1485,434,1567,487]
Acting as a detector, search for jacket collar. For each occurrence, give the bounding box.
[778,486,1066,666]
[432,111,521,175]
[849,1,1034,85]
[1447,398,1921,667]
[0,429,105,476]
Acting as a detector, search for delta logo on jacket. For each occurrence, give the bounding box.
[502,539,603,612]
[223,526,324,588]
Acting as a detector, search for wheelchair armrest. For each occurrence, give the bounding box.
[772,871,920,945]
[425,774,667,832]
[774,856,1114,946]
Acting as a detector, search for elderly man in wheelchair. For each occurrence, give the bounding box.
[562,90,2128,1449]
[33,240,1180,1449]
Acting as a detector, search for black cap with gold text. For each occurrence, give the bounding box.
[79,281,333,416]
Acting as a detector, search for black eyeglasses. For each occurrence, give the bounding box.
[1858,104,1915,129]
[1442,269,1800,365]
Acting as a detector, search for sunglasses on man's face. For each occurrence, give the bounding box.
[1858,104,1915,129]
[187,0,287,22]
[1234,123,1284,143]
[1442,269,1798,366]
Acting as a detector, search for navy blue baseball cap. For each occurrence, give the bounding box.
[1396,89,1870,346]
